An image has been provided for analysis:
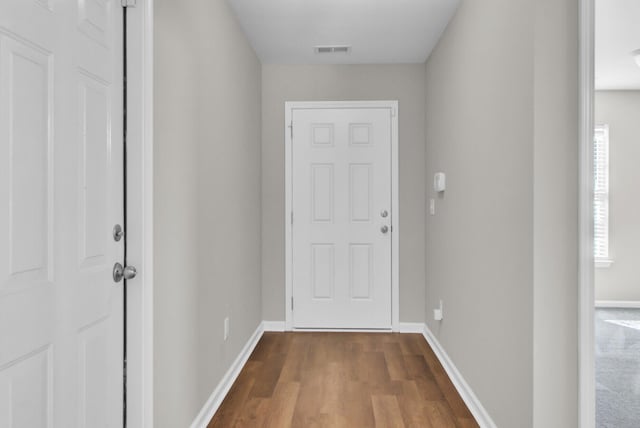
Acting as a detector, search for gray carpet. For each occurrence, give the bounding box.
[596,308,640,428]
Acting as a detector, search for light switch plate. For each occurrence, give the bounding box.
[434,172,446,192]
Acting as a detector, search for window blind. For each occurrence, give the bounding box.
[594,125,609,260]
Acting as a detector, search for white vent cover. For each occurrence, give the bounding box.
[314,45,352,54]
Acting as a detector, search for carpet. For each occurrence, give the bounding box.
[596,308,640,428]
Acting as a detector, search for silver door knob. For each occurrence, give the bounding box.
[380,210,388,218]
[381,225,389,234]
[113,262,137,282]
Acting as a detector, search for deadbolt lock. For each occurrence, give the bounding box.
[113,224,124,242]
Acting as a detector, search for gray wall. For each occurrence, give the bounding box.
[595,91,640,302]
[425,1,533,425]
[261,64,427,323]
[532,0,578,425]
[424,0,578,426]
[154,0,262,426]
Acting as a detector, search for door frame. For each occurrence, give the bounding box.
[123,2,154,427]
[578,0,595,426]
[284,100,400,332]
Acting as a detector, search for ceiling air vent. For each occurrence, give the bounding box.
[315,45,352,54]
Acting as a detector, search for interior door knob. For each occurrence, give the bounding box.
[381,225,389,234]
[113,263,137,282]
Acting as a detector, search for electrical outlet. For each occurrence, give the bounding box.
[224,317,229,341]
[434,300,444,321]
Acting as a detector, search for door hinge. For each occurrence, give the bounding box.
[121,0,136,7]
[391,107,396,117]
[291,211,293,225]
[291,297,294,311]
[289,122,293,140]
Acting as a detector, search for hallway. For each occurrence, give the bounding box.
[0,0,586,425]
[153,0,581,426]
[208,333,478,427]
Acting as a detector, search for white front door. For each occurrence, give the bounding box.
[292,107,393,329]
[0,0,124,426]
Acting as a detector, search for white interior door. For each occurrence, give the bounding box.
[0,0,124,426]
[292,107,393,329]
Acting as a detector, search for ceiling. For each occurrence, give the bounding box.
[596,0,640,90]
[226,0,460,65]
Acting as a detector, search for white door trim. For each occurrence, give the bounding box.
[284,100,400,332]
[124,2,154,427]
[579,0,595,426]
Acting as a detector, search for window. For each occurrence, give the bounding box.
[594,125,611,266]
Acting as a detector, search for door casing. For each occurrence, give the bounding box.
[578,0,595,426]
[122,2,154,427]
[284,100,399,332]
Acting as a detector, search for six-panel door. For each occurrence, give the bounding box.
[0,0,124,426]
[292,108,392,329]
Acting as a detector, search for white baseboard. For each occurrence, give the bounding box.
[265,321,393,332]
[595,300,640,309]
[189,322,264,428]
[262,321,286,332]
[423,326,496,428]
[291,328,392,332]
[398,322,426,333]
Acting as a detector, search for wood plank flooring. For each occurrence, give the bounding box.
[208,332,479,428]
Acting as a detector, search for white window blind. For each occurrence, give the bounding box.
[594,125,609,261]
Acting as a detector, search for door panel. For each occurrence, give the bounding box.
[0,34,53,289]
[349,244,373,299]
[0,346,52,428]
[311,164,334,223]
[349,164,372,222]
[0,0,124,426]
[311,244,335,299]
[78,71,110,269]
[292,108,392,329]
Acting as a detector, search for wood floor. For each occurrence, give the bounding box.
[208,332,479,428]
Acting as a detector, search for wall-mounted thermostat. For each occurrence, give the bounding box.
[434,172,446,193]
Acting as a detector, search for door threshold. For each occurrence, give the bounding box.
[291,328,393,333]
